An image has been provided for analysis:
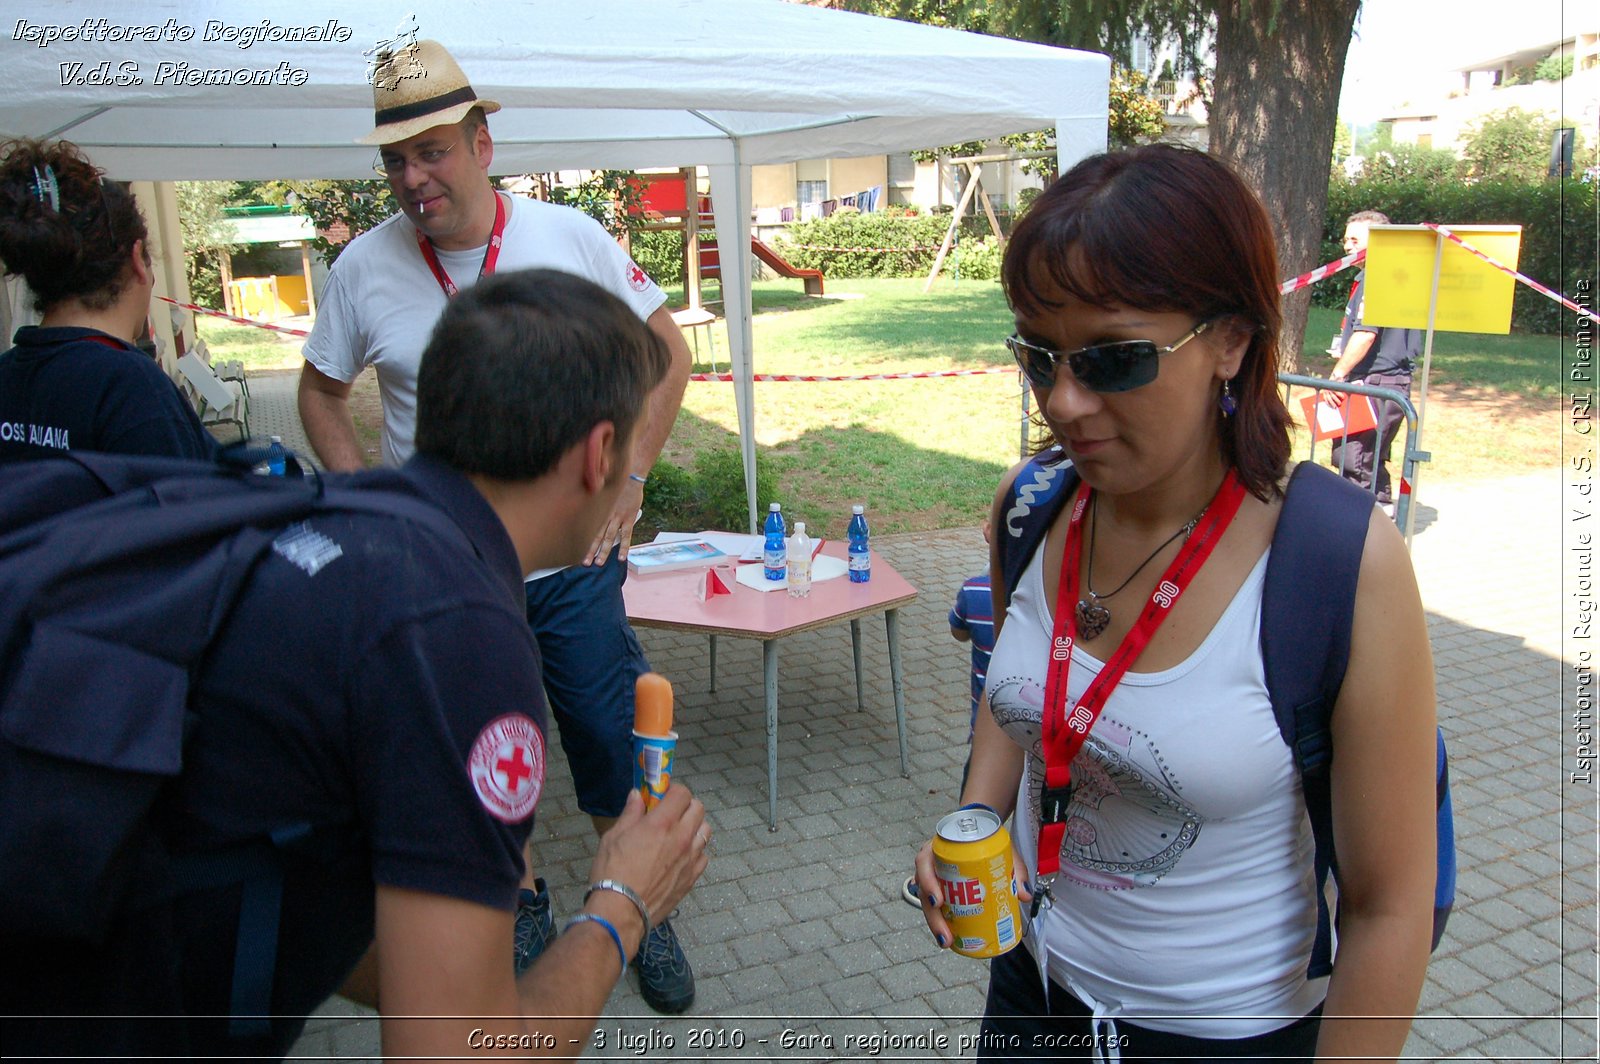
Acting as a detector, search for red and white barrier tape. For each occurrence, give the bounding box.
[1425,224,1600,324]
[157,296,311,337]
[784,244,943,254]
[164,230,1596,374]
[689,367,1014,382]
[1279,250,1365,294]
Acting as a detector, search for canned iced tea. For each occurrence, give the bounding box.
[931,807,1021,958]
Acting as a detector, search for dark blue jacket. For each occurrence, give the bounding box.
[3,454,545,1059]
[0,325,217,461]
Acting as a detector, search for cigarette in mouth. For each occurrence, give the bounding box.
[419,201,426,215]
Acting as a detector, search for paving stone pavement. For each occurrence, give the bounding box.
[226,372,1594,1062]
[209,368,316,462]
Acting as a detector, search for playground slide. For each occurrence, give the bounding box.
[751,238,825,296]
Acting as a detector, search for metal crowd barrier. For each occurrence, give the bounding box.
[1277,373,1429,548]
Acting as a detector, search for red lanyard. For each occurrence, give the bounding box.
[415,192,507,298]
[1337,277,1361,333]
[1035,470,1248,883]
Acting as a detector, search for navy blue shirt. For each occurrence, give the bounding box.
[1339,275,1420,378]
[9,454,546,1059]
[949,572,995,732]
[0,325,217,461]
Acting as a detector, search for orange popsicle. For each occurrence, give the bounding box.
[634,672,674,737]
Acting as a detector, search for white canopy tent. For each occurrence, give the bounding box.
[2,0,1109,526]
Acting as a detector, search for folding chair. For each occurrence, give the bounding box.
[177,351,249,437]
[212,358,252,407]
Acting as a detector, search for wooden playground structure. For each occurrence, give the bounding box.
[632,169,823,313]
[631,151,1046,311]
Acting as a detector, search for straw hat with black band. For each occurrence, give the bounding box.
[358,40,501,146]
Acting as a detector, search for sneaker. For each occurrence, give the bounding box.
[634,918,695,1014]
[901,875,922,909]
[512,878,555,976]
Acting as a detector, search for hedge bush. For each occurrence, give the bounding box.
[948,236,1003,282]
[629,210,1013,287]
[1317,175,1597,334]
[776,210,1006,279]
[633,228,685,289]
[638,447,778,540]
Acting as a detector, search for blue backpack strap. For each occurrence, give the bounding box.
[997,448,1078,605]
[1261,462,1373,978]
[1433,731,1455,943]
[1263,463,1456,974]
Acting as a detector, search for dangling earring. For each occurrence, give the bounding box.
[1219,379,1237,417]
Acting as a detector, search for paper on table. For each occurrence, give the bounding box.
[653,530,765,562]
[734,555,849,592]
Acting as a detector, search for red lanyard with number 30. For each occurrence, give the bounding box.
[1035,470,1248,883]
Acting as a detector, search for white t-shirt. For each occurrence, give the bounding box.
[986,544,1328,1037]
[303,193,666,469]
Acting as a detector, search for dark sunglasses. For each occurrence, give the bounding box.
[1006,319,1214,393]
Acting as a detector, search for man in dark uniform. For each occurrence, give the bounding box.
[1329,210,1421,514]
[3,270,709,1060]
[297,41,696,1009]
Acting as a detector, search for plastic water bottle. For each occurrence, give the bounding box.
[763,502,787,581]
[786,522,813,598]
[848,504,871,583]
[266,435,287,477]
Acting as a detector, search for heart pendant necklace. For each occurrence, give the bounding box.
[1075,492,1206,640]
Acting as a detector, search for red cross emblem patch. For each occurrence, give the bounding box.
[469,713,545,823]
[626,261,650,292]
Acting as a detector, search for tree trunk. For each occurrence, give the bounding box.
[1209,0,1360,368]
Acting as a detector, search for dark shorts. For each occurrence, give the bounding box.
[978,940,1323,1061]
[1328,371,1411,504]
[523,548,650,817]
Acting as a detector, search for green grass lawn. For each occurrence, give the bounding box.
[195,320,305,371]
[659,279,1564,534]
[1298,305,1564,398]
[196,276,1567,535]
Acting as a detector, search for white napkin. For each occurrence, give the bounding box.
[734,554,848,592]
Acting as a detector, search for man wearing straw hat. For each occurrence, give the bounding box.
[298,39,696,1013]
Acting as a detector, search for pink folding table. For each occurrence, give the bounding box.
[623,544,917,829]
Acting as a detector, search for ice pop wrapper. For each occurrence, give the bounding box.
[633,672,676,809]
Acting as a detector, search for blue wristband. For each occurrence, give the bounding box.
[958,802,1000,818]
[565,913,628,977]
[628,473,648,485]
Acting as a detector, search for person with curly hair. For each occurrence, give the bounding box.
[0,138,215,462]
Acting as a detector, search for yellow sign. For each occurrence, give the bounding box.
[1360,224,1521,335]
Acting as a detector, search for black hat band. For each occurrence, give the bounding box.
[374,85,480,127]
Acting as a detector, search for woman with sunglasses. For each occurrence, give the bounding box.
[912,144,1436,1060]
[0,139,216,463]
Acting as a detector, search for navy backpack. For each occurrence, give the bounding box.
[996,451,1455,978]
[0,448,468,1033]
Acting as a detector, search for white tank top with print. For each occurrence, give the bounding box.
[987,544,1328,1037]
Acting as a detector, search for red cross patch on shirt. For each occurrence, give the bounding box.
[626,261,650,292]
[468,713,545,823]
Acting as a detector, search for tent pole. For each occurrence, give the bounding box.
[708,160,759,533]
[1054,105,1110,175]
